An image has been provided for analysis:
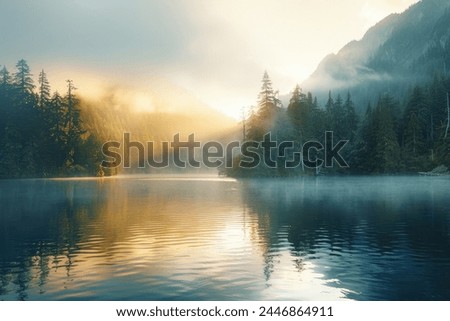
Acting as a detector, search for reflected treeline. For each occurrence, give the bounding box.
[0,177,250,300]
[240,177,450,300]
[0,179,107,300]
[1,177,449,300]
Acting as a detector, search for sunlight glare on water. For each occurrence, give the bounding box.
[0,176,449,300]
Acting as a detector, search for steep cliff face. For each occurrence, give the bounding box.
[303,0,450,110]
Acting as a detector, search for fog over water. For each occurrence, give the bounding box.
[0,176,449,300]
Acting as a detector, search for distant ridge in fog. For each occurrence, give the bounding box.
[302,0,450,110]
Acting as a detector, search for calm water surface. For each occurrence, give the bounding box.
[0,176,449,300]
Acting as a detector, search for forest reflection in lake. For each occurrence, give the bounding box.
[0,176,449,300]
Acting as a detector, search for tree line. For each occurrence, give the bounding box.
[227,71,450,177]
[1,61,448,178]
[0,59,106,178]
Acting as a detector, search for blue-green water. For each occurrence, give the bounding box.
[0,176,449,300]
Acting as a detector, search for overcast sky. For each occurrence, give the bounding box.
[0,0,419,118]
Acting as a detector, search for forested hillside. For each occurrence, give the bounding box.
[227,72,450,177]
[0,60,104,178]
[0,60,237,178]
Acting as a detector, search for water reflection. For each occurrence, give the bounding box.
[241,177,450,300]
[0,176,449,300]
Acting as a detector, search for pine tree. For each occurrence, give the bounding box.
[343,92,358,140]
[38,69,51,109]
[62,80,85,169]
[35,91,66,174]
[309,96,326,141]
[428,75,447,145]
[332,94,345,138]
[257,71,278,120]
[325,91,335,133]
[246,71,280,141]
[49,92,65,141]
[0,67,12,127]
[372,95,401,172]
[325,91,333,113]
[0,66,11,86]
[401,86,430,170]
[352,103,374,171]
[289,84,303,105]
[13,59,35,94]
[287,85,307,141]
[404,87,427,150]
[258,71,275,108]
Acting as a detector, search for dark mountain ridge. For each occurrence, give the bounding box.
[302,0,450,110]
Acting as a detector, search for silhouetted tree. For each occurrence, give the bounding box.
[38,69,51,109]
[13,59,35,94]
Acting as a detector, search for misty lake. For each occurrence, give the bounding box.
[0,175,449,301]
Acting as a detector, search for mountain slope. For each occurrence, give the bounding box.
[80,79,237,143]
[302,0,450,109]
[78,80,238,172]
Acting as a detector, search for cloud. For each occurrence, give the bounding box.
[0,0,420,118]
[0,1,189,67]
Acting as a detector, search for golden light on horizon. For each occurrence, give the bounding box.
[0,0,419,120]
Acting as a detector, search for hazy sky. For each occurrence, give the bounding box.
[0,0,419,118]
